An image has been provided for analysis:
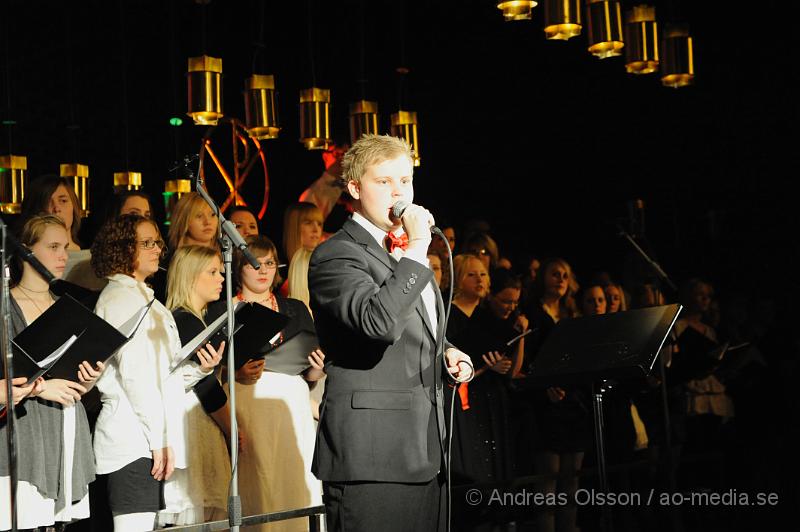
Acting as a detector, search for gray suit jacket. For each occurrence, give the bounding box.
[309,218,451,482]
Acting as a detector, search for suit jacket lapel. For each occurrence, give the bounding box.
[344,218,437,341]
[342,218,394,271]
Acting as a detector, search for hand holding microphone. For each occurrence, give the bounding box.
[391,200,436,251]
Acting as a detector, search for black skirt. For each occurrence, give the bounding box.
[106,457,164,514]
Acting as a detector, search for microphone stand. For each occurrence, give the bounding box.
[617,226,677,293]
[617,226,678,494]
[1,218,19,531]
[191,158,250,532]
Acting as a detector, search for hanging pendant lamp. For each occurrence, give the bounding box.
[661,24,694,88]
[586,0,624,59]
[543,0,582,40]
[349,100,379,145]
[299,87,332,150]
[187,55,223,125]
[113,171,142,193]
[390,111,420,167]
[0,154,27,214]
[624,5,659,74]
[163,178,193,225]
[497,1,538,21]
[244,74,280,140]
[60,164,90,217]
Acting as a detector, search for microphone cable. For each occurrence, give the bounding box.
[430,226,473,532]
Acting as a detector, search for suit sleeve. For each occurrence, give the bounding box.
[309,240,434,344]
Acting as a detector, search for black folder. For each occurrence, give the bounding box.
[233,303,291,368]
[4,294,153,383]
[170,302,247,372]
[527,304,682,387]
[170,301,290,371]
[2,334,82,384]
[263,329,320,375]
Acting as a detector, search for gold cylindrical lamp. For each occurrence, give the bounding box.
[163,178,193,226]
[543,0,582,40]
[624,5,658,74]
[60,163,90,217]
[187,55,223,125]
[497,1,538,21]
[0,154,27,214]
[349,100,379,145]
[113,171,142,193]
[661,24,694,88]
[299,87,332,150]
[244,74,280,140]
[390,111,420,167]
[586,0,624,59]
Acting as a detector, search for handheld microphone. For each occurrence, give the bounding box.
[391,201,440,234]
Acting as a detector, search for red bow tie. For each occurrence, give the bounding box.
[385,231,409,253]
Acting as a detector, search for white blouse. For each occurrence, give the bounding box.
[93,274,210,475]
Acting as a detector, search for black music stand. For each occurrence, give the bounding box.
[527,304,682,530]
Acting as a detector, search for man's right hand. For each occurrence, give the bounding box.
[400,203,434,249]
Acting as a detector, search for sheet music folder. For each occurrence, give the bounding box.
[526,304,682,387]
[5,294,154,383]
[170,301,290,372]
[263,329,319,375]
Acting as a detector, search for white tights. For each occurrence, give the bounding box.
[112,511,156,531]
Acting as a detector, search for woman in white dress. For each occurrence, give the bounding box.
[90,214,222,531]
[228,235,324,532]
[160,245,233,526]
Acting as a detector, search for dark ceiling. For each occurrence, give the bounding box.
[1,0,796,298]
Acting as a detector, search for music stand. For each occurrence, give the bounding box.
[527,304,681,530]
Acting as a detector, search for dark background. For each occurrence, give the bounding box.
[1,0,796,298]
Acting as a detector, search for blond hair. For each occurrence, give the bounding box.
[288,247,312,310]
[340,134,414,187]
[168,192,219,251]
[282,201,323,262]
[166,245,221,321]
[11,214,67,286]
[452,253,490,299]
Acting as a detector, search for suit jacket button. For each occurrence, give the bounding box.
[409,278,416,285]
[411,272,418,279]
[403,288,410,294]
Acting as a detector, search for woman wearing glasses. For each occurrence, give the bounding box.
[226,235,324,532]
[91,214,222,531]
